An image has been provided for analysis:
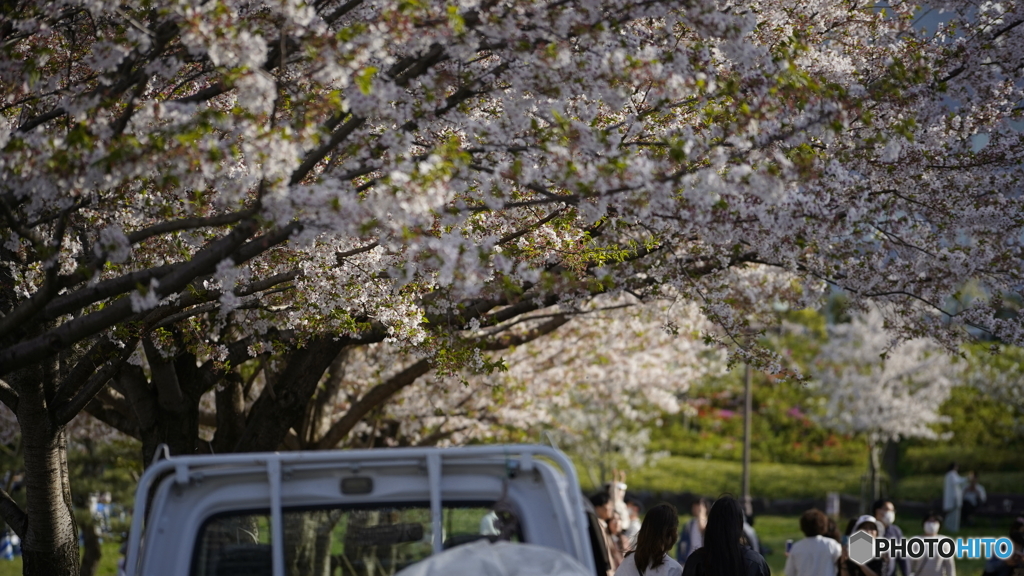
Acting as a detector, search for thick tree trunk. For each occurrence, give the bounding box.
[15,363,81,576]
[213,375,246,454]
[236,338,348,452]
[120,344,218,463]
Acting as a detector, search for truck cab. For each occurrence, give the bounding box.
[123,444,597,576]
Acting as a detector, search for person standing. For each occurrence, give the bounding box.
[681,496,771,576]
[874,499,908,576]
[840,515,888,576]
[610,470,633,536]
[943,463,968,532]
[962,472,987,527]
[615,504,683,576]
[909,513,955,576]
[609,512,629,567]
[784,509,842,576]
[624,498,643,541]
[592,492,621,576]
[743,514,760,556]
[677,498,709,563]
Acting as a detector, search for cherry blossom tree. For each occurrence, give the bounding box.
[492,298,723,485]
[2,0,1024,572]
[266,297,721,469]
[809,306,958,501]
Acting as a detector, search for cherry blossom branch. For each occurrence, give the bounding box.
[50,337,118,408]
[52,279,298,421]
[40,264,176,322]
[53,335,140,426]
[125,207,259,245]
[497,208,565,245]
[313,358,430,450]
[335,241,380,264]
[314,314,569,449]
[0,206,71,339]
[84,395,141,439]
[479,304,633,338]
[151,271,301,329]
[0,218,263,376]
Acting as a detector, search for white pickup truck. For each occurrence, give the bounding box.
[123,444,601,576]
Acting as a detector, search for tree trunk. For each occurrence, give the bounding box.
[120,345,217,463]
[284,510,342,576]
[81,519,102,576]
[882,439,900,487]
[237,338,348,452]
[15,362,81,576]
[868,441,883,503]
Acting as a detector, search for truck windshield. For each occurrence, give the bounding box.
[191,503,516,576]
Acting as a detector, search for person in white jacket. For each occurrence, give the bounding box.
[942,463,969,532]
[785,509,842,576]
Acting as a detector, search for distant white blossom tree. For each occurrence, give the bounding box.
[498,298,725,485]
[810,307,958,500]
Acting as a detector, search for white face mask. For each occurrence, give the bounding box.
[923,522,940,535]
[883,511,896,525]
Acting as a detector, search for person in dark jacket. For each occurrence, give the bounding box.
[873,499,908,576]
[681,496,770,576]
[677,498,709,563]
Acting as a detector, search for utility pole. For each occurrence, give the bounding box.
[741,362,753,518]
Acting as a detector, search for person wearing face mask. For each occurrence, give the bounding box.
[909,513,955,576]
[874,500,908,576]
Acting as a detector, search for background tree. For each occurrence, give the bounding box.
[809,307,958,503]
[499,298,724,486]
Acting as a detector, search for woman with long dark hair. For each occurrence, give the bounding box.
[615,503,683,576]
[681,496,770,576]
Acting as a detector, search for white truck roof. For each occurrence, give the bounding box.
[124,444,596,576]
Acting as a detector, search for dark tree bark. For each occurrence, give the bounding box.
[122,343,222,463]
[212,373,247,454]
[9,361,80,576]
[80,519,102,576]
[235,337,350,452]
[284,510,342,576]
[300,347,350,448]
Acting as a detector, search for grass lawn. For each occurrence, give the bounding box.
[619,455,863,499]
[0,539,123,576]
